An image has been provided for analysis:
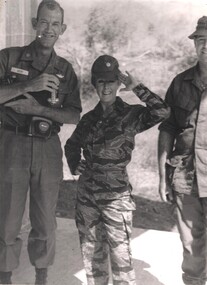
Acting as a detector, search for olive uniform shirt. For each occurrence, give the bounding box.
[159,64,207,197]
[0,41,81,131]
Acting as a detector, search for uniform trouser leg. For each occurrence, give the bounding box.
[76,195,136,285]
[175,193,207,285]
[76,195,110,285]
[27,135,63,268]
[101,207,136,285]
[0,132,63,271]
[0,130,31,271]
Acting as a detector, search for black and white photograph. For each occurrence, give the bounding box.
[0,0,207,284]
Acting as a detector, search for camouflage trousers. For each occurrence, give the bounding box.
[75,195,136,285]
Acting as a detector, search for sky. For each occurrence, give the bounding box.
[56,0,207,17]
[57,0,207,6]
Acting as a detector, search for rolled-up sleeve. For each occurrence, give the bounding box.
[0,48,10,79]
[62,64,82,113]
[131,83,170,133]
[159,79,179,136]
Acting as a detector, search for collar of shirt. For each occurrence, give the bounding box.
[19,41,64,75]
[184,63,206,92]
[93,96,126,119]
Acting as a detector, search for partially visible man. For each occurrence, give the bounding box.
[158,16,207,285]
[0,1,81,284]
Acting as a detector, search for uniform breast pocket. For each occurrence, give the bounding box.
[104,127,127,159]
[173,90,198,129]
[4,71,28,84]
[10,65,29,81]
[12,73,28,82]
[173,104,195,128]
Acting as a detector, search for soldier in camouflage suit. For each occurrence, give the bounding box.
[65,55,169,285]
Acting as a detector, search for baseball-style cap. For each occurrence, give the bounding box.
[189,16,207,39]
[91,55,120,86]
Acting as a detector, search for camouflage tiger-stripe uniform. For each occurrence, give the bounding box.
[65,84,169,285]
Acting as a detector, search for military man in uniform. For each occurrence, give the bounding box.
[0,1,81,284]
[158,16,207,285]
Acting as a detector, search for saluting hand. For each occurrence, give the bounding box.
[119,71,140,92]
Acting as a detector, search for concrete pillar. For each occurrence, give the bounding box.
[6,0,39,47]
[0,0,6,49]
[1,0,40,229]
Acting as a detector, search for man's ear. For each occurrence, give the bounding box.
[60,24,67,35]
[31,18,38,30]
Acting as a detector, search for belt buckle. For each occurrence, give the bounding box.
[28,116,52,139]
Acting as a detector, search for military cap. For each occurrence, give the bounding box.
[91,55,120,86]
[189,16,207,39]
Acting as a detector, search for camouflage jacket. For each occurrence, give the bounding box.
[65,84,169,204]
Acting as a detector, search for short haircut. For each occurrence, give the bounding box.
[36,0,64,23]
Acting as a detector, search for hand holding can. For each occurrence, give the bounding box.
[48,73,64,105]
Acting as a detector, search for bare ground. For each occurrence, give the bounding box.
[56,172,178,233]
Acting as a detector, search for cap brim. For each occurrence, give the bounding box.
[189,30,207,39]
[94,71,119,81]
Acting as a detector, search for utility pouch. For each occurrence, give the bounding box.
[27,116,52,139]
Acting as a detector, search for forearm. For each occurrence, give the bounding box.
[158,130,175,180]
[37,106,80,124]
[0,73,61,104]
[133,83,170,120]
[0,82,31,104]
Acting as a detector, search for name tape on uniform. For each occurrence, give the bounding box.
[11,67,29,76]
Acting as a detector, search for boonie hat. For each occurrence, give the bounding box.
[189,16,207,39]
[91,55,120,86]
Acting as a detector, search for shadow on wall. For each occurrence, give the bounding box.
[56,180,177,233]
